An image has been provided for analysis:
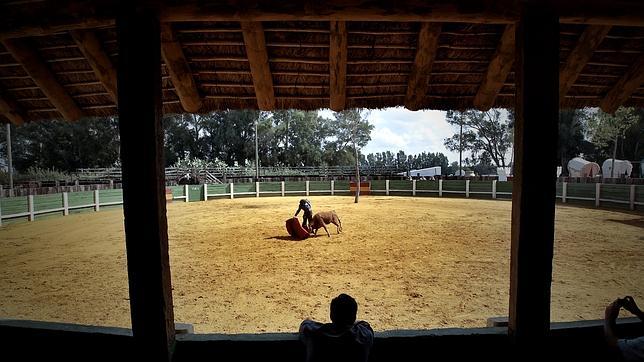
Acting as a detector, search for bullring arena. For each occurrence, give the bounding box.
[0,195,642,333]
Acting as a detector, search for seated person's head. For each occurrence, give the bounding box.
[330,293,358,327]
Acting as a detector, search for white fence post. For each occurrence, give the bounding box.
[28,195,34,221]
[562,182,567,203]
[203,183,208,201]
[595,182,600,207]
[230,183,234,199]
[256,181,260,198]
[466,179,470,198]
[330,180,334,196]
[63,192,69,216]
[412,180,416,196]
[630,185,635,211]
[281,181,285,197]
[94,189,100,211]
[386,180,390,196]
[306,180,310,196]
[439,179,443,197]
[184,184,189,202]
[492,180,497,199]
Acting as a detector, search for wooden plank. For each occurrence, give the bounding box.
[510,3,559,352]
[160,23,202,113]
[2,1,644,40]
[241,21,275,110]
[559,25,611,102]
[2,38,83,121]
[70,30,117,103]
[599,54,644,113]
[329,21,347,111]
[473,24,515,111]
[405,22,441,111]
[116,7,175,361]
[0,92,25,125]
[70,30,118,103]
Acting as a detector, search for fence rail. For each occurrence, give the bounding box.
[1,180,641,225]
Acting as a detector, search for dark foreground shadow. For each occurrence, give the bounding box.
[606,218,644,229]
[265,235,299,241]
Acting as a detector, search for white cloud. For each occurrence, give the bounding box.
[319,107,461,163]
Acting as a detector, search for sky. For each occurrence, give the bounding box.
[319,108,460,163]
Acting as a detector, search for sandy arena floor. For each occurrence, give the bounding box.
[0,196,642,333]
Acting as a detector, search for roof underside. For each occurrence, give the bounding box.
[0,1,643,124]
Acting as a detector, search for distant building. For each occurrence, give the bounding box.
[399,166,442,178]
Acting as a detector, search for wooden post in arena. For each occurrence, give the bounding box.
[331,180,334,195]
[386,180,390,196]
[28,195,34,221]
[562,182,567,203]
[595,182,600,207]
[306,180,310,196]
[466,179,470,198]
[203,183,208,201]
[281,181,285,197]
[439,179,443,197]
[255,181,259,197]
[94,189,100,211]
[62,192,69,215]
[630,185,635,210]
[116,5,175,361]
[492,180,497,199]
[184,184,189,202]
[412,179,416,196]
[230,183,234,199]
[509,2,559,355]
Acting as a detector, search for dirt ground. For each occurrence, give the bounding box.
[0,196,642,333]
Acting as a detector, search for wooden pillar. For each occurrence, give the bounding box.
[117,6,175,361]
[509,2,559,352]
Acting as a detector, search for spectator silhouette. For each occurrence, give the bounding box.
[300,293,374,362]
[604,296,644,361]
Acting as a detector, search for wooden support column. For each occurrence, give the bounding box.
[160,23,202,113]
[473,24,515,111]
[329,21,347,111]
[0,92,25,125]
[117,7,174,362]
[241,21,275,110]
[509,3,559,352]
[2,38,83,121]
[405,23,441,111]
[559,25,611,103]
[600,54,644,114]
[70,30,118,103]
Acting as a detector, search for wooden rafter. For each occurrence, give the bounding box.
[1,38,83,121]
[160,23,202,113]
[1,1,644,40]
[0,92,25,125]
[559,25,611,102]
[473,24,515,111]
[241,21,275,110]
[405,22,441,111]
[329,21,347,111]
[599,54,644,113]
[70,30,118,103]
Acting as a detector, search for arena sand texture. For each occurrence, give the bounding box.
[0,196,642,333]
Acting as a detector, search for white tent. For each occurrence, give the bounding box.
[602,159,633,178]
[567,157,600,177]
[399,166,442,178]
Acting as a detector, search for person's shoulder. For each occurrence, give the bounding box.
[353,321,374,336]
[300,319,323,334]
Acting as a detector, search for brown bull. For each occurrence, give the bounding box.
[310,211,342,237]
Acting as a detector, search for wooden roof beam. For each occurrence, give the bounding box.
[473,24,515,111]
[600,54,644,113]
[70,30,118,103]
[405,22,441,111]
[160,23,202,113]
[241,21,275,111]
[559,25,611,102]
[0,92,26,125]
[1,39,83,121]
[329,21,347,111]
